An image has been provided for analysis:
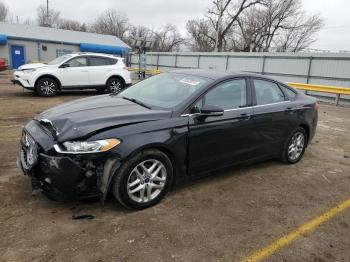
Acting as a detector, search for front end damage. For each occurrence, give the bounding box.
[18,120,121,203]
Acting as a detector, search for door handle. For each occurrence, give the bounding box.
[284,107,295,114]
[239,113,251,120]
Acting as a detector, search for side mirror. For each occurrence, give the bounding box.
[60,63,70,68]
[198,105,224,118]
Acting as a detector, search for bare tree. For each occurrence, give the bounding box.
[260,0,301,51]
[57,19,87,32]
[273,14,323,52]
[187,0,322,52]
[236,6,267,51]
[186,19,216,51]
[237,0,323,52]
[91,9,130,40]
[126,25,154,46]
[0,2,9,22]
[153,24,184,52]
[36,4,60,27]
[128,25,153,39]
[207,0,265,51]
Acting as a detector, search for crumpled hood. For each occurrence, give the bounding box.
[18,63,48,70]
[35,95,171,142]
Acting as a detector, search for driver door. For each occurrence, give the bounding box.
[188,78,256,174]
[59,56,90,87]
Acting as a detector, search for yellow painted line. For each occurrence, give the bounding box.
[240,197,350,262]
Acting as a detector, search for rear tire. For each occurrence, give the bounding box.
[35,77,59,97]
[280,127,307,164]
[111,149,173,209]
[106,78,124,94]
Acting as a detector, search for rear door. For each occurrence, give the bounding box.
[59,56,90,87]
[188,78,256,174]
[88,56,117,86]
[250,78,291,156]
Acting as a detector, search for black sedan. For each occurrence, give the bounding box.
[18,70,318,209]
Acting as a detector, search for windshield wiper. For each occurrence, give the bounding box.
[122,97,152,109]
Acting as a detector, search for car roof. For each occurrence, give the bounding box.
[69,52,120,59]
[170,69,278,82]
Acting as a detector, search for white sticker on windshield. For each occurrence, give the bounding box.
[180,78,201,86]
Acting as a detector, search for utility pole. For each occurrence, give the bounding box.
[46,0,49,26]
[214,0,223,52]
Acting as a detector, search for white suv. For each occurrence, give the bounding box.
[12,52,132,97]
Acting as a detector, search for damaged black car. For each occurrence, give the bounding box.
[18,69,318,209]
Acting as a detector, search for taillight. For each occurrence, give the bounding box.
[313,102,320,111]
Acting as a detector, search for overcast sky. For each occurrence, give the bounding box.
[2,0,350,51]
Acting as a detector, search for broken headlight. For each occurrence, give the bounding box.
[54,139,120,154]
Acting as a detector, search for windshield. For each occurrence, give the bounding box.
[48,54,73,65]
[118,73,211,109]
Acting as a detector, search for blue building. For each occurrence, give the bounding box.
[0,22,130,69]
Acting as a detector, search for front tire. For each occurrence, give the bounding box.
[106,78,124,94]
[280,127,307,164]
[35,77,59,97]
[112,149,173,209]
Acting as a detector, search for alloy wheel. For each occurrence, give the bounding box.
[109,80,122,94]
[127,159,167,203]
[40,80,56,96]
[288,131,305,161]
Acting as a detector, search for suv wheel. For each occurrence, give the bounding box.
[106,78,124,94]
[281,127,307,164]
[35,78,59,97]
[112,149,173,209]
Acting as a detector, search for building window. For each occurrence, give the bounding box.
[42,45,47,51]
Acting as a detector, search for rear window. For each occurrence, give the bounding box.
[253,79,285,105]
[282,85,297,100]
[89,57,109,66]
[108,58,118,65]
[88,57,118,66]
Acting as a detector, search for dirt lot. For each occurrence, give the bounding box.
[0,71,350,262]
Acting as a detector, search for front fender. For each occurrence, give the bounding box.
[91,117,189,198]
[33,71,61,88]
[98,158,121,203]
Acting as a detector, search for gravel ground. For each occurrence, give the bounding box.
[0,71,349,262]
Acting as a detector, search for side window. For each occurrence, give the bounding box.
[108,58,118,65]
[89,57,108,66]
[191,98,203,113]
[67,57,87,67]
[203,79,247,110]
[253,79,285,105]
[283,85,297,100]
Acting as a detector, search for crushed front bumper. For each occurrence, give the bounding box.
[18,152,94,201]
[18,121,122,202]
